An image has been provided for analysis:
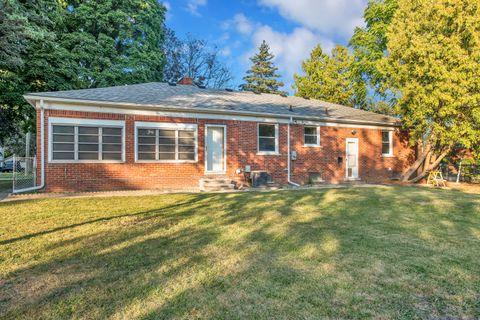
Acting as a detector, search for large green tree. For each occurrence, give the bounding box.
[382,0,480,182]
[349,0,398,113]
[0,0,167,144]
[0,0,61,143]
[293,45,367,108]
[61,0,166,88]
[240,40,286,95]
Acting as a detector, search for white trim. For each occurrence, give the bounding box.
[34,101,401,128]
[381,130,393,156]
[296,120,397,130]
[345,138,359,180]
[48,117,126,163]
[48,117,125,127]
[135,121,197,130]
[204,124,227,174]
[134,121,198,163]
[257,123,279,155]
[304,125,321,147]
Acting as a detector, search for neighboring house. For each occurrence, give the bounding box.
[24,79,415,192]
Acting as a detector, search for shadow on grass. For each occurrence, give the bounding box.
[0,197,203,245]
[1,187,479,319]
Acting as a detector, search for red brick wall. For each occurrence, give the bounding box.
[36,109,415,192]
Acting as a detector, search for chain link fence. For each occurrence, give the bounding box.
[439,163,480,183]
[13,156,36,193]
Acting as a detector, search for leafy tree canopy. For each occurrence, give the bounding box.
[293,44,367,108]
[0,0,167,143]
[349,0,398,107]
[382,0,480,181]
[240,40,286,95]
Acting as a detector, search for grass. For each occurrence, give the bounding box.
[0,179,11,192]
[0,186,479,319]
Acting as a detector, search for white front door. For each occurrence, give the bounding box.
[205,125,226,173]
[346,138,359,179]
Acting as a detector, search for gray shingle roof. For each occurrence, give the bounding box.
[26,82,399,126]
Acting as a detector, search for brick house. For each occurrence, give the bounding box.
[24,81,415,192]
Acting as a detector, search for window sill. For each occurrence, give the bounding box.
[257,152,280,156]
[48,160,125,164]
[304,144,321,148]
[381,154,395,158]
[205,171,227,175]
[344,177,361,181]
[135,160,198,164]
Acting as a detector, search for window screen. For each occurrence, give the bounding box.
[51,125,123,161]
[258,124,277,152]
[382,131,392,155]
[304,126,319,145]
[137,127,196,161]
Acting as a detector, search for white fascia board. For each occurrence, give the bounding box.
[26,96,401,128]
[135,121,197,129]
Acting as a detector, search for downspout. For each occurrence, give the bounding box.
[13,100,45,193]
[287,116,300,187]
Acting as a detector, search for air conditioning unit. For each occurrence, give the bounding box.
[251,171,273,187]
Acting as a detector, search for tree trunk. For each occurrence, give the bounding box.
[408,147,451,183]
[401,142,433,181]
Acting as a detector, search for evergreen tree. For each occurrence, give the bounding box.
[382,0,480,181]
[293,45,366,108]
[240,40,286,95]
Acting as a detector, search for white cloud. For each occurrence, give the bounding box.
[233,13,254,35]
[219,47,232,57]
[222,13,256,35]
[258,0,366,37]
[162,2,172,20]
[186,0,207,16]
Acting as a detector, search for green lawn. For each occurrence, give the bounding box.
[0,179,12,192]
[0,187,479,319]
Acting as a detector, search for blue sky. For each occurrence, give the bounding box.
[164,0,368,93]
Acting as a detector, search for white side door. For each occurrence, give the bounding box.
[346,138,359,179]
[205,125,226,173]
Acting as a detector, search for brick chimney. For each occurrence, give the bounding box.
[177,76,194,85]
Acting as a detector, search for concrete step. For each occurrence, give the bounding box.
[202,179,232,185]
[199,178,236,192]
[342,179,363,185]
[202,185,236,192]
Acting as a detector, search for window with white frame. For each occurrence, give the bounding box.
[304,126,320,146]
[381,130,393,155]
[258,123,278,153]
[136,125,197,161]
[51,124,123,161]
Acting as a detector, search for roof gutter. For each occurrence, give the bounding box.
[23,95,402,128]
